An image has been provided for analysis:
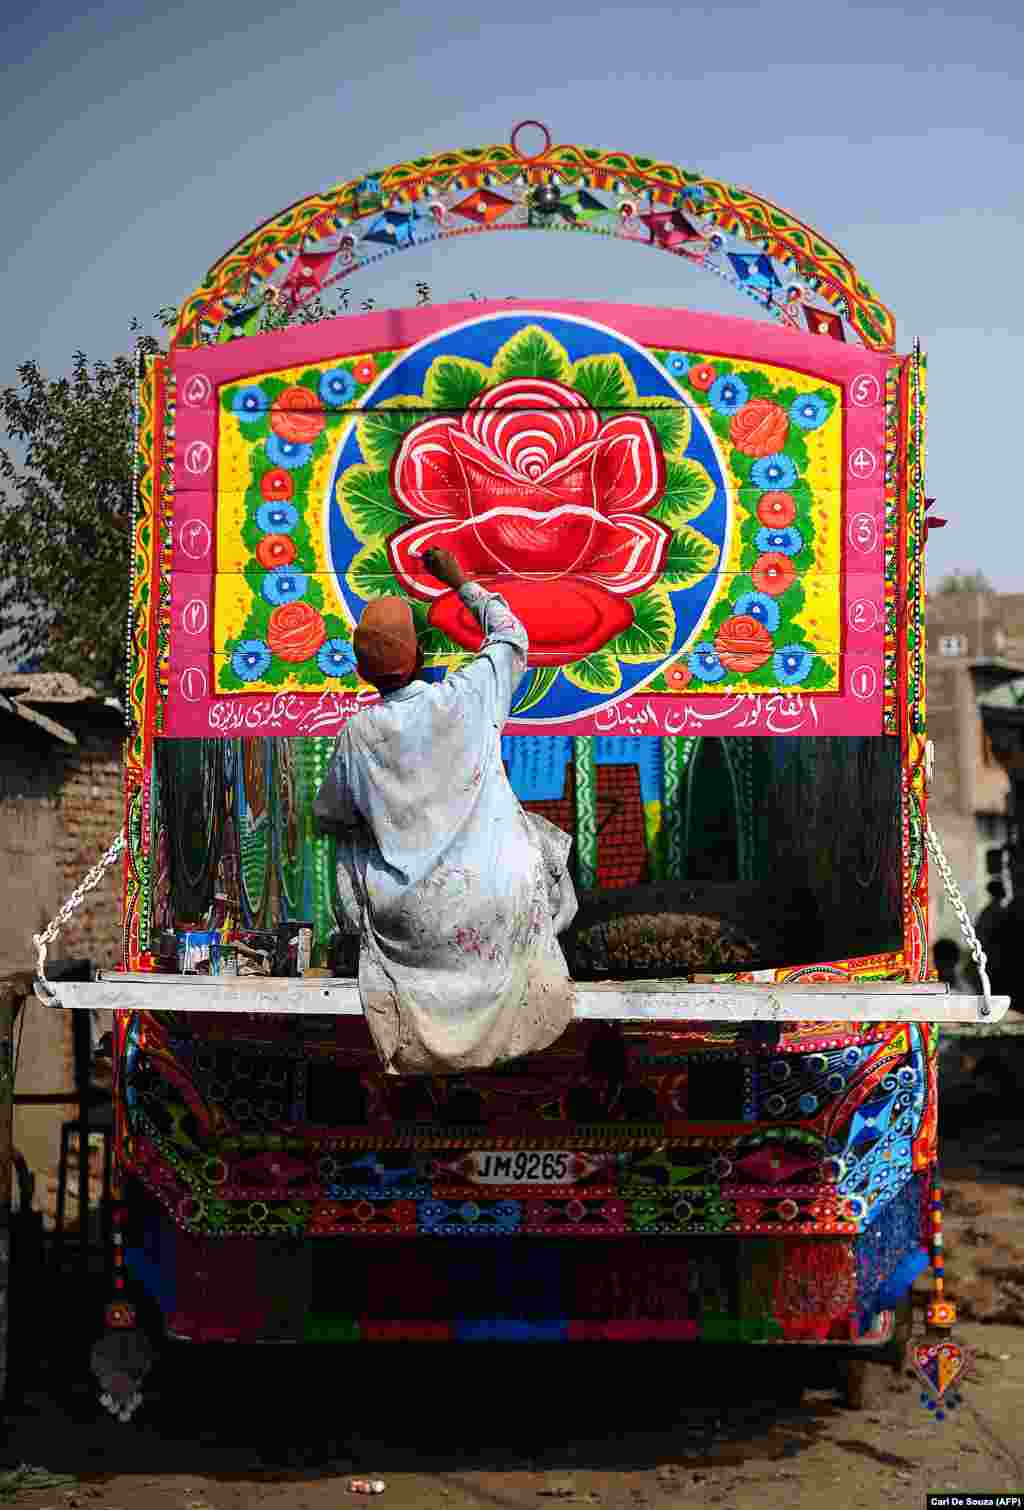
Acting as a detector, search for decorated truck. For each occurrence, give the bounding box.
[42,122,1007,1422]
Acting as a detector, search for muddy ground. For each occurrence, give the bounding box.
[3,1117,1024,1510]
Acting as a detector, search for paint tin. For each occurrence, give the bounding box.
[275,921,315,976]
[176,930,220,976]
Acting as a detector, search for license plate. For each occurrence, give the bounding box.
[467,1150,579,1185]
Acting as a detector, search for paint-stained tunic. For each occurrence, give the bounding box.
[313,583,577,1074]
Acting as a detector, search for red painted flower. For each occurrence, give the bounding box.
[756,491,796,527]
[267,601,326,662]
[714,614,773,673]
[353,357,377,385]
[270,386,325,444]
[260,467,294,501]
[255,533,297,569]
[688,363,717,392]
[386,378,670,666]
[751,551,797,597]
[729,398,789,458]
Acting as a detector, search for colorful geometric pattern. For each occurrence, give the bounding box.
[115,1013,934,1344]
[169,127,896,353]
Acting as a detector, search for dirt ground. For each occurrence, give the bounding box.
[4,1119,1024,1510]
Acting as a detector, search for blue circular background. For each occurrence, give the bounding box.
[327,312,730,721]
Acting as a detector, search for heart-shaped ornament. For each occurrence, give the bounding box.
[913,1339,970,1407]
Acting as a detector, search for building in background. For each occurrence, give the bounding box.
[926,587,1024,944]
[0,672,124,1227]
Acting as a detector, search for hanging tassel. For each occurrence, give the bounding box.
[912,1176,970,1421]
[90,1021,154,1423]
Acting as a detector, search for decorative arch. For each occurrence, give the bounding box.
[172,123,896,352]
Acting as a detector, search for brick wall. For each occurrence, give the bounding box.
[3,712,124,1232]
[54,727,125,972]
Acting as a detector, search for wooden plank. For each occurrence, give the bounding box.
[49,977,1011,1023]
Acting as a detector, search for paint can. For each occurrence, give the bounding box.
[176,930,220,976]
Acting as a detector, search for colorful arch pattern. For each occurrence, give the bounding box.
[171,127,896,353]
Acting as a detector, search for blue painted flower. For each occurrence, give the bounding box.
[260,568,309,607]
[231,639,272,681]
[773,644,814,685]
[265,433,313,470]
[789,393,828,431]
[709,373,749,417]
[255,501,299,534]
[231,385,269,423]
[664,352,690,378]
[316,637,357,677]
[750,453,798,491]
[319,367,357,407]
[755,525,804,557]
[733,590,781,632]
[688,642,726,683]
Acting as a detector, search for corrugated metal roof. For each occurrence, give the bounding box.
[0,693,77,745]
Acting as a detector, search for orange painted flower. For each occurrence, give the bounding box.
[353,356,377,385]
[267,601,327,663]
[270,386,325,444]
[255,533,297,569]
[756,491,796,527]
[729,398,789,458]
[260,467,294,501]
[666,664,692,690]
[751,552,797,597]
[714,614,773,673]
[688,362,717,392]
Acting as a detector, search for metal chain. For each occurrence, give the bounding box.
[925,818,992,1016]
[31,828,126,1004]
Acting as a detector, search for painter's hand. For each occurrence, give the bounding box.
[422,547,468,591]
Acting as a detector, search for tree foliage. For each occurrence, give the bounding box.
[0,284,444,701]
[0,323,161,698]
[935,569,992,594]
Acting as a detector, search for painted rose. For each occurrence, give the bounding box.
[270,386,325,444]
[385,378,671,665]
[266,601,326,663]
[714,614,773,673]
[729,398,789,458]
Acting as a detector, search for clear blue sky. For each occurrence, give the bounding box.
[2,0,1021,588]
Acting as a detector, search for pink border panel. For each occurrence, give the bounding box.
[164,301,896,739]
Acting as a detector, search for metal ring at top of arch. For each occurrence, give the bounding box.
[171,124,897,352]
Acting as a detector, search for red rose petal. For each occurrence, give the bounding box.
[593,414,666,516]
[390,416,468,520]
[581,513,673,595]
[387,519,497,599]
[428,578,634,667]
